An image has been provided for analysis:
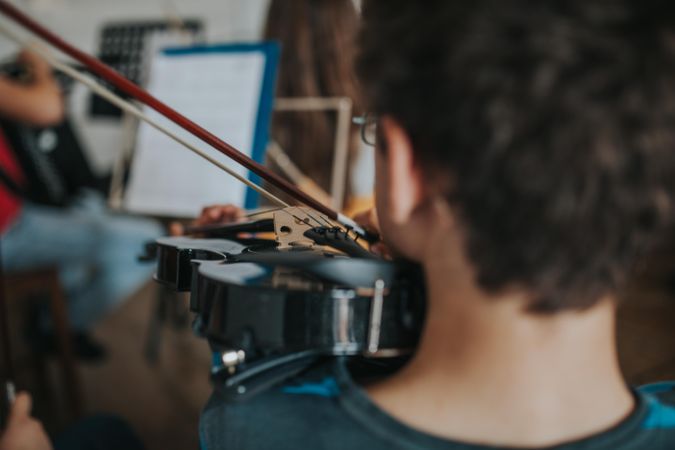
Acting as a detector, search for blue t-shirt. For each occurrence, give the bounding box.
[200,360,675,450]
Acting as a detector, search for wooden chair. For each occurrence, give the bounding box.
[2,267,83,419]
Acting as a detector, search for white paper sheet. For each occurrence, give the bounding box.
[124,48,265,217]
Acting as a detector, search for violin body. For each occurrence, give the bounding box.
[151,234,425,400]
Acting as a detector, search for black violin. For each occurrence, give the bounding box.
[147,208,424,400]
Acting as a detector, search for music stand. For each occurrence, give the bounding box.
[109,96,353,213]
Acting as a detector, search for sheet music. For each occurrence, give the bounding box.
[124,47,266,217]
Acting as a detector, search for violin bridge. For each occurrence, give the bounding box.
[273,206,336,249]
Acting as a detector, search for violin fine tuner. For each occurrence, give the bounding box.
[221,349,246,373]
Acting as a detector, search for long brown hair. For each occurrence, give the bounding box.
[264,0,362,203]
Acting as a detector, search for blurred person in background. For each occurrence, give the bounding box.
[172,0,370,234]
[0,391,144,450]
[0,49,163,361]
[264,0,371,212]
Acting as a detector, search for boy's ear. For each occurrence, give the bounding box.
[380,116,424,224]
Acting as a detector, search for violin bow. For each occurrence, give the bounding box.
[0,1,372,240]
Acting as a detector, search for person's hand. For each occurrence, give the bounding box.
[352,207,391,258]
[17,49,52,81]
[169,204,245,236]
[0,392,53,450]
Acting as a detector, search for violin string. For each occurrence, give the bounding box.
[244,207,284,219]
[306,210,338,230]
[322,215,340,229]
[286,210,315,227]
[313,210,350,234]
[279,209,322,229]
[304,211,329,228]
[0,22,291,210]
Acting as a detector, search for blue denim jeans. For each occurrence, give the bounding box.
[1,191,163,330]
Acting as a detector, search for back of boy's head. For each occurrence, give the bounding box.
[357,1,675,312]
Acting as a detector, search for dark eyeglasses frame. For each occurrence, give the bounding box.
[353,114,378,146]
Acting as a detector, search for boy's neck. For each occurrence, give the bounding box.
[367,231,633,448]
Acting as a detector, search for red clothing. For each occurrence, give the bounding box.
[0,129,24,233]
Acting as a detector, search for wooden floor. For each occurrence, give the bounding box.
[9,283,210,450]
[10,250,675,450]
[79,285,211,450]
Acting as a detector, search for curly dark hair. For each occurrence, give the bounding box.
[357,0,675,312]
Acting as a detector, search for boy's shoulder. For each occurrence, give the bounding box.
[199,359,387,450]
[199,360,675,450]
